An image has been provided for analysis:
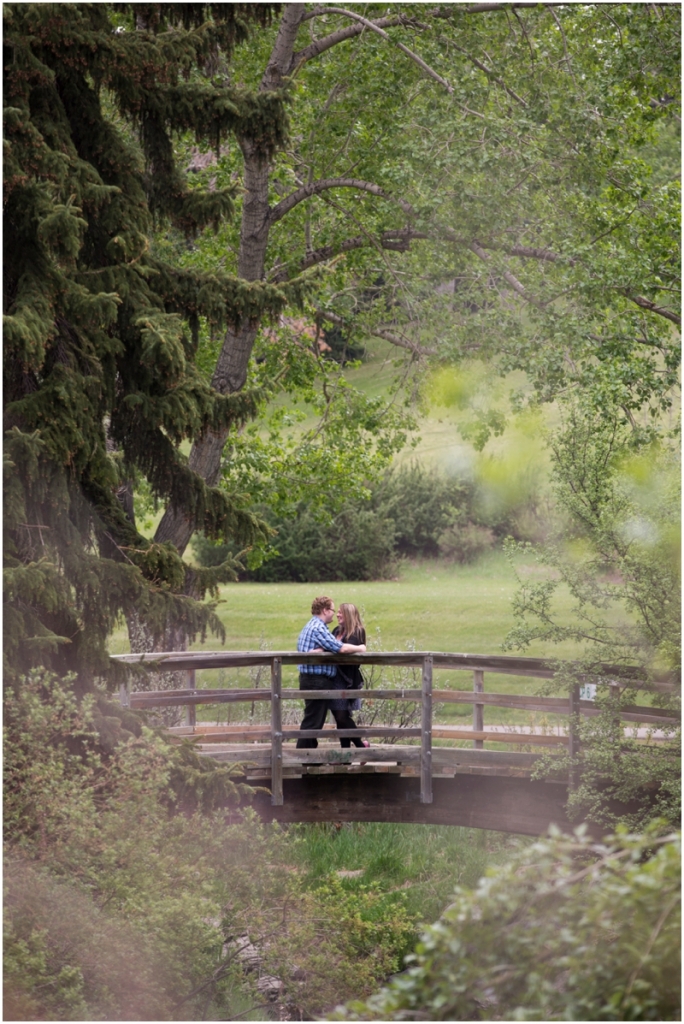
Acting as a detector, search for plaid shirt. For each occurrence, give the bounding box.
[297,616,343,676]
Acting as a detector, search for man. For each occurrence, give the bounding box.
[296,595,366,749]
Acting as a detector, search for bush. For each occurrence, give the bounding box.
[249,503,396,582]
[336,826,681,1021]
[370,463,475,558]
[194,501,396,582]
[194,463,482,580]
[437,522,496,563]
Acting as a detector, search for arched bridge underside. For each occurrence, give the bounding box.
[252,772,576,836]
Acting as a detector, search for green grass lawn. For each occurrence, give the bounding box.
[109,549,582,659]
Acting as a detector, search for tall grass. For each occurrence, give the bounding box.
[285,822,527,924]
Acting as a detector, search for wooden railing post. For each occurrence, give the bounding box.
[271,657,283,806]
[119,679,129,709]
[186,669,196,727]
[421,655,433,804]
[473,669,484,748]
[568,683,580,790]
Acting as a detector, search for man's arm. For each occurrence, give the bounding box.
[309,642,366,653]
[309,621,366,655]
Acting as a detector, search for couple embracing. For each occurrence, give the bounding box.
[296,595,369,750]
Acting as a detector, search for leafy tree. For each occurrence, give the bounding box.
[154,1,678,641]
[174,0,680,466]
[3,2,292,686]
[336,826,681,1022]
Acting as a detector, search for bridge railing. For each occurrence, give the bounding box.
[112,651,678,807]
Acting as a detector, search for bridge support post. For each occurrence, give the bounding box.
[271,657,283,806]
[473,669,484,748]
[185,669,196,727]
[568,683,580,791]
[421,655,433,804]
[119,679,130,709]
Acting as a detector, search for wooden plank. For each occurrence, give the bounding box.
[127,688,679,720]
[130,683,680,724]
[172,725,568,746]
[433,690,572,711]
[431,653,555,678]
[113,649,675,691]
[200,743,549,771]
[421,655,433,804]
[130,689,270,708]
[433,728,567,746]
[283,688,422,701]
[281,727,422,740]
[473,669,484,750]
[270,657,283,806]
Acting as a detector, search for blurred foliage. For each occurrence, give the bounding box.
[336,826,681,1022]
[3,670,424,1020]
[193,461,535,580]
[504,402,680,830]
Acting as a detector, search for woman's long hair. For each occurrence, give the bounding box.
[337,603,364,641]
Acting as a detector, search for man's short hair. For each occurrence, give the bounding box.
[311,595,333,616]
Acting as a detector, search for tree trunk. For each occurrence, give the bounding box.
[153,4,306,555]
[127,7,307,667]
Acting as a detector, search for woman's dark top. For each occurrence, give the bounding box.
[329,626,365,710]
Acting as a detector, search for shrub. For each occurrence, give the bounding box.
[370,463,475,558]
[437,522,495,563]
[193,463,481,580]
[4,857,173,1021]
[250,503,395,582]
[336,826,681,1022]
[3,671,425,1020]
[252,874,417,1020]
[194,501,396,582]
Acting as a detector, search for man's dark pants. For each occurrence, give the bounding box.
[296,672,333,748]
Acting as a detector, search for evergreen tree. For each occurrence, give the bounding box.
[3,3,289,688]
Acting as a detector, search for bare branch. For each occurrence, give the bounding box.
[626,294,681,327]
[316,308,436,358]
[546,6,578,86]
[294,11,437,66]
[506,244,563,263]
[271,229,428,283]
[269,177,414,223]
[450,44,528,106]
[469,240,545,308]
[303,7,453,93]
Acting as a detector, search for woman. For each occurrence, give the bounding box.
[330,603,369,748]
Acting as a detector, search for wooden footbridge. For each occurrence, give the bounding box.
[113,651,677,836]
